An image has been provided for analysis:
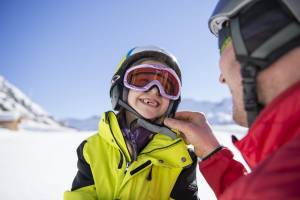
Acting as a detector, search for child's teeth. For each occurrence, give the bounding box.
[142,98,158,106]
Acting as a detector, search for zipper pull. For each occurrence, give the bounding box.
[124,162,131,174]
[130,160,152,176]
[147,165,153,181]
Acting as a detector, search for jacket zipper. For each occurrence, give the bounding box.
[118,150,131,174]
[125,162,131,174]
[118,150,123,169]
[107,115,132,164]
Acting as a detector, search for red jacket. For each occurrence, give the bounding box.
[200,81,300,200]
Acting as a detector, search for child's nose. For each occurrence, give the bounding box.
[148,86,160,96]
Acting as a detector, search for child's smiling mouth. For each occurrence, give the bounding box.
[139,97,160,108]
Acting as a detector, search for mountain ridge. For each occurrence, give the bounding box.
[62,98,234,131]
[0,75,68,131]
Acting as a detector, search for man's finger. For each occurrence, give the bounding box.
[175,111,206,123]
[174,111,195,121]
[164,117,191,134]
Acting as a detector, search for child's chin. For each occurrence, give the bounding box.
[141,114,160,121]
[138,110,163,121]
[143,116,157,121]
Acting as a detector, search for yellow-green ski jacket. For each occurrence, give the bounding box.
[64,111,198,200]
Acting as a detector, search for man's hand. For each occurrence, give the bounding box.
[164,111,220,158]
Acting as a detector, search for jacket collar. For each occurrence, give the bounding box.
[98,111,192,168]
[234,81,300,168]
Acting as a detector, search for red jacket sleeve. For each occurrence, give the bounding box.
[199,148,247,198]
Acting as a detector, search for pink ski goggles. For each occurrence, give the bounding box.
[123,64,181,100]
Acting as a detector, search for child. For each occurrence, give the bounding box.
[64,46,198,200]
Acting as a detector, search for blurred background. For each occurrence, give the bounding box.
[0,1,247,200]
[0,0,229,122]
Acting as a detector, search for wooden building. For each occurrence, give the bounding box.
[0,112,22,131]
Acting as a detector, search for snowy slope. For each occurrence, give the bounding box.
[0,126,248,200]
[62,115,100,131]
[0,75,67,131]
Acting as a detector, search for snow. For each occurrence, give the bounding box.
[0,128,92,200]
[0,125,248,200]
[19,119,74,132]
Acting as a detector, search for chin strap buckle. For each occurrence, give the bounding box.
[241,64,262,126]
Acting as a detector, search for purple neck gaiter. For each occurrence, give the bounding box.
[119,114,153,160]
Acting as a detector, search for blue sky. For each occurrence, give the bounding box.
[0,0,228,119]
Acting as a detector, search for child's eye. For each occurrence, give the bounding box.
[139,79,149,85]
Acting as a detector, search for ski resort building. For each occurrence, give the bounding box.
[0,112,21,131]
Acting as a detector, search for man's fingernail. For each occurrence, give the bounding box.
[164,118,171,124]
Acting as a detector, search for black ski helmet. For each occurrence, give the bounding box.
[110,46,182,118]
[209,0,300,125]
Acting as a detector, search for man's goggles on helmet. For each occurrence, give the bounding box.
[123,64,181,100]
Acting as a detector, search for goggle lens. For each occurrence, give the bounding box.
[124,64,181,100]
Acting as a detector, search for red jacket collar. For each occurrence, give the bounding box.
[234,81,300,168]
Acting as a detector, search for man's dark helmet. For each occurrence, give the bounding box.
[209,0,300,125]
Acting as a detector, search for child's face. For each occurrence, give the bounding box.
[127,60,170,120]
[128,87,170,120]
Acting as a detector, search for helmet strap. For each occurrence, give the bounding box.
[231,17,263,126]
[110,84,121,110]
[117,99,177,139]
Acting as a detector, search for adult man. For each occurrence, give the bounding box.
[164,0,300,199]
